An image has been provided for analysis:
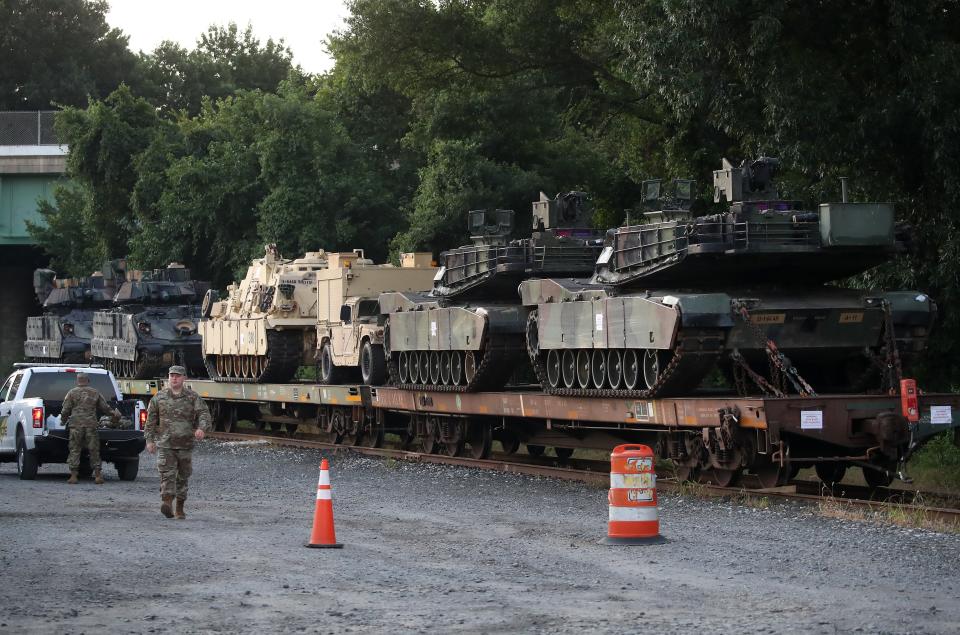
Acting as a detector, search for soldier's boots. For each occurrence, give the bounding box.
[94,469,104,485]
[67,471,78,485]
[175,498,186,520]
[161,495,174,518]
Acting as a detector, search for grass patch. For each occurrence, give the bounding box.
[819,495,960,534]
[906,432,960,492]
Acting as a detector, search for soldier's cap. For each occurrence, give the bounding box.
[76,372,89,384]
[168,365,187,376]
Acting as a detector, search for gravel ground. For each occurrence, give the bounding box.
[1,440,958,634]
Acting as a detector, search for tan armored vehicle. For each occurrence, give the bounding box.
[200,245,330,383]
[316,252,436,385]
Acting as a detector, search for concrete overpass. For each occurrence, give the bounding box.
[0,111,65,373]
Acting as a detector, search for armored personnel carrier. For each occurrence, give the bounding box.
[200,245,331,383]
[91,264,210,379]
[316,251,436,385]
[379,192,604,392]
[521,157,934,399]
[24,261,126,363]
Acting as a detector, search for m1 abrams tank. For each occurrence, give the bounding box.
[24,261,126,363]
[521,158,935,401]
[91,264,210,379]
[200,245,332,383]
[379,192,604,391]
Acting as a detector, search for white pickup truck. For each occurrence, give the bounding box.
[0,364,146,480]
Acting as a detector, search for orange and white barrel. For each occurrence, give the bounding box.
[601,444,664,545]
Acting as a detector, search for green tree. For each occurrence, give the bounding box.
[0,0,138,110]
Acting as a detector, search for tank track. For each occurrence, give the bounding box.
[204,330,303,383]
[385,327,526,393]
[525,310,725,399]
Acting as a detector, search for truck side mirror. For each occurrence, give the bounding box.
[339,305,352,323]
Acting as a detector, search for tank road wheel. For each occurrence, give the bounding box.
[863,466,894,489]
[622,350,640,390]
[215,355,225,377]
[360,340,387,386]
[467,422,492,459]
[546,350,562,389]
[591,350,606,389]
[429,352,441,385]
[815,462,847,487]
[526,444,546,457]
[607,350,623,389]
[561,350,577,389]
[398,351,410,383]
[419,352,431,385]
[241,355,252,379]
[450,352,464,386]
[464,351,478,385]
[408,351,421,384]
[642,350,665,390]
[576,350,591,389]
[439,352,452,385]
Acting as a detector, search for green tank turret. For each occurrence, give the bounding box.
[91,263,210,379]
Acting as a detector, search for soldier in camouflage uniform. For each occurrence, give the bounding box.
[61,372,121,485]
[144,365,211,519]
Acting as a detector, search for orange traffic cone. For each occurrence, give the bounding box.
[305,458,343,549]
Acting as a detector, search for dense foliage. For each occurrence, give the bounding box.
[12,0,960,387]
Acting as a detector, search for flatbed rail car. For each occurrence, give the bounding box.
[118,378,960,489]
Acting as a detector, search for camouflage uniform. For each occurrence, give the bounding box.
[61,385,115,472]
[144,386,211,500]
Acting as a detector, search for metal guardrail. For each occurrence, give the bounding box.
[0,111,60,145]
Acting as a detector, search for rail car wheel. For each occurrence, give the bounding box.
[498,431,520,455]
[754,457,789,489]
[269,422,282,434]
[398,351,410,383]
[622,350,639,390]
[429,352,441,385]
[591,350,606,389]
[439,352,451,385]
[561,350,577,388]
[701,468,741,487]
[862,466,894,489]
[815,462,847,486]
[673,464,699,482]
[361,414,384,448]
[555,447,574,460]
[546,350,561,388]
[341,417,362,446]
[420,419,438,454]
[320,409,344,444]
[451,352,464,385]
[526,444,545,457]
[467,423,492,459]
[576,350,591,389]
[442,439,464,457]
[464,351,478,385]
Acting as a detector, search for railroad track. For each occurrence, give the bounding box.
[208,431,960,527]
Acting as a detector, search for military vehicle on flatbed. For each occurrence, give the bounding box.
[200,246,331,383]
[24,262,126,364]
[91,264,209,379]
[316,251,436,385]
[520,158,935,485]
[379,192,604,393]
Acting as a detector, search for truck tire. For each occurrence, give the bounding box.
[318,343,344,385]
[116,457,139,481]
[16,435,38,480]
[361,341,387,385]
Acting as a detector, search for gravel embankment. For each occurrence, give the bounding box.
[1,440,958,634]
